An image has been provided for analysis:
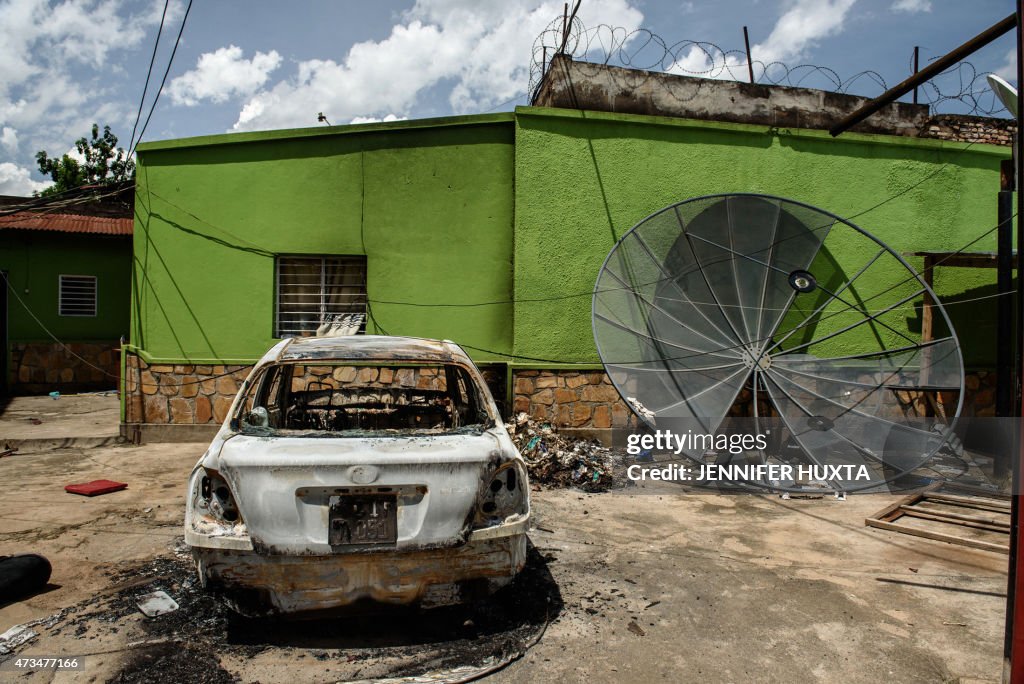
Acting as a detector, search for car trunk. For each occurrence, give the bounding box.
[214,429,504,555]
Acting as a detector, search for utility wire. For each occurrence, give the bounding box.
[129,0,193,159]
[1,271,241,388]
[128,0,170,154]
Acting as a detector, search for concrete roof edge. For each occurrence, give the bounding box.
[513,105,1010,157]
[135,113,516,154]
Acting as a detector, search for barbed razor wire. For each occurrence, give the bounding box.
[529,17,1014,118]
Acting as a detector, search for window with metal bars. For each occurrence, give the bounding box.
[275,256,367,338]
[58,275,97,317]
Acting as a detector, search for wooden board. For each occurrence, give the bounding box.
[865,482,1010,554]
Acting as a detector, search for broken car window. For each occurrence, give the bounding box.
[238,363,491,436]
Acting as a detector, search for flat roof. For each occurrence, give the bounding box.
[135,112,515,154]
[278,335,469,363]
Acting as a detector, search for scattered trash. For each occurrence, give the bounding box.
[627,620,646,637]
[137,590,180,618]
[48,391,60,400]
[0,448,16,458]
[65,479,128,496]
[507,413,618,491]
[942,621,968,627]
[28,418,42,425]
[0,554,52,603]
[0,624,38,655]
[626,397,654,420]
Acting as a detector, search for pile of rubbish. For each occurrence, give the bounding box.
[507,413,616,491]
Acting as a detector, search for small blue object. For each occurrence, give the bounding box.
[635,449,653,463]
[49,391,60,400]
[526,436,541,451]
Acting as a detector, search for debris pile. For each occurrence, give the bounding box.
[507,413,616,491]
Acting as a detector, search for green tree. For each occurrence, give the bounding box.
[34,124,135,197]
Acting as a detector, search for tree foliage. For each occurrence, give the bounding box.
[34,124,135,197]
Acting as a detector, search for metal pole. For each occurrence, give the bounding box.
[1007,5,1024,682]
[998,180,1014,427]
[743,26,755,84]
[562,3,568,53]
[912,46,920,105]
[830,13,1015,136]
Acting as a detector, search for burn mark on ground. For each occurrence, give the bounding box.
[45,539,561,682]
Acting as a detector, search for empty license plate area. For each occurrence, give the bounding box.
[328,494,398,546]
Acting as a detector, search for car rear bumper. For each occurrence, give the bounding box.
[193,532,528,616]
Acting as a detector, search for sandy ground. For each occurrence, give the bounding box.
[0,440,1008,683]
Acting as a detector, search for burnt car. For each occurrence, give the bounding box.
[184,336,530,616]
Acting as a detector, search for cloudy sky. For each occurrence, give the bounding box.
[0,0,1016,195]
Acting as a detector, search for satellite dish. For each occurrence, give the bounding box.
[986,74,1018,118]
[593,194,964,493]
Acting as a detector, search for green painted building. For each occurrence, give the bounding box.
[126,93,1011,437]
[1,196,133,394]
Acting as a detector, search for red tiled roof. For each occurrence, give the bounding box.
[0,211,132,236]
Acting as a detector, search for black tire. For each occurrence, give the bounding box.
[0,554,52,603]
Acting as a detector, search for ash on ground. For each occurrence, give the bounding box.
[507,413,622,492]
[35,538,561,683]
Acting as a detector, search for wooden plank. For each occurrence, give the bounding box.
[923,492,1012,512]
[910,504,1010,526]
[898,506,1010,533]
[936,482,1012,500]
[867,492,924,524]
[865,517,1009,554]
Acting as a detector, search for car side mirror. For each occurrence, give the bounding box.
[246,406,269,428]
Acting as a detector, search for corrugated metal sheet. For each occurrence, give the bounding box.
[0,211,132,235]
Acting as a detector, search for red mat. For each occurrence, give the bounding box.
[64,480,128,497]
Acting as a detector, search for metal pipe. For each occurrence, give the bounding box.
[998,185,1014,424]
[830,13,1015,136]
[743,26,755,84]
[912,46,920,105]
[1006,5,1024,682]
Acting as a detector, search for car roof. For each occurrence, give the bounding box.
[275,335,472,364]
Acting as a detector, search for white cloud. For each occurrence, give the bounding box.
[349,114,408,124]
[662,0,857,83]
[1,126,18,153]
[994,49,1017,85]
[168,46,283,106]
[891,0,931,13]
[751,0,857,65]
[0,162,51,196]
[0,0,164,188]
[233,0,644,131]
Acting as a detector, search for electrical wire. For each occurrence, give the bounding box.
[129,0,193,159]
[128,0,170,154]
[0,271,242,388]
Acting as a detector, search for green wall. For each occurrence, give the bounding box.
[132,115,515,364]
[131,106,1009,371]
[512,106,1009,368]
[1,231,132,342]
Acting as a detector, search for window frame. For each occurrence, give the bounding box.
[274,255,367,338]
[58,274,98,317]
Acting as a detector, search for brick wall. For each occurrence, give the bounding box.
[510,369,997,430]
[124,353,251,425]
[512,370,638,430]
[919,114,1015,146]
[9,341,119,393]
[122,355,998,429]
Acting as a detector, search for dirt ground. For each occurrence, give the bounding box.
[0,438,1008,683]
